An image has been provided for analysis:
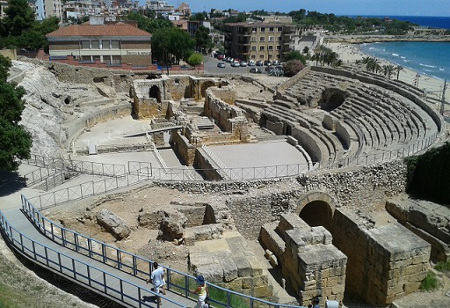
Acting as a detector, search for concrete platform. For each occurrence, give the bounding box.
[209,140,309,169]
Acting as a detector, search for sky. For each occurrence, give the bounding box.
[163,0,450,17]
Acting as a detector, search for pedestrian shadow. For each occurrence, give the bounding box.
[0,170,27,197]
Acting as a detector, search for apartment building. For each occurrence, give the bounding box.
[224,22,294,61]
[31,0,63,20]
[46,16,152,66]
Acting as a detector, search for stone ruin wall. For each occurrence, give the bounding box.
[170,130,196,166]
[332,209,430,305]
[225,160,407,240]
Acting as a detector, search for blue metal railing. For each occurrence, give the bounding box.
[0,209,187,308]
[20,194,304,308]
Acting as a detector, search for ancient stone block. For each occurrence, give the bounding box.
[96,209,130,240]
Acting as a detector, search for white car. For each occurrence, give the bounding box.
[248,60,256,66]
[231,61,240,67]
[240,61,248,67]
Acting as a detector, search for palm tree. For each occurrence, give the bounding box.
[382,64,395,79]
[395,65,403,80]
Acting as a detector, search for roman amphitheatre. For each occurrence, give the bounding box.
[1,57,450,308]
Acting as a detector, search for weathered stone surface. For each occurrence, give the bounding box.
[96,209,130,240]
[157,210,187,241]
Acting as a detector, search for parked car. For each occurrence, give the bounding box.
[248,60,256,66]
[217,62,226,68]
[249,67,261,73]
[231,61,240,67]
[240,61,248,67]
[255,60,263,66]
[264,60,271,66]
[217,54,225,60]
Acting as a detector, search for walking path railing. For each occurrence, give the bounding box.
[20,195,304,308]
[0,209,185,308]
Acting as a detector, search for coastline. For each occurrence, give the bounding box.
[326,41,450,106]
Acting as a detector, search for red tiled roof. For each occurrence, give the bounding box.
[47,23,151,38]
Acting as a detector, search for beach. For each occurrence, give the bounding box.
[326,42,450,109]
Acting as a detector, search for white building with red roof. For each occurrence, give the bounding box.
[46,16,152,67]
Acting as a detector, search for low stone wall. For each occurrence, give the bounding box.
[65,102,132,150]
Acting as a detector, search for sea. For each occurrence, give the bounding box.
[352,16,450,81]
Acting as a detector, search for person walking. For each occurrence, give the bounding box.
[191,275,208,308]
[147,262,166,304]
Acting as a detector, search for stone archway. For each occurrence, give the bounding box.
[295,191,336,231]
[149,85,161,103]
[200,81,216,99]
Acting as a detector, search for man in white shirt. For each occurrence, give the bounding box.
[147,261,166,304]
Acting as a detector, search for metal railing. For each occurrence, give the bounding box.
[68,160,126,177]
[0,209,186,308]
[28,163,311,209]
[20,195,304,308]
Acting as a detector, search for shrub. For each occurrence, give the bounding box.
[282,60,304,77]
[419,270,439,291]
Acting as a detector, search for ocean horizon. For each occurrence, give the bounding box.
[359,41,450,81]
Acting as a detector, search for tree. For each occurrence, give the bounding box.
[187,53,203,70]
[283,51,306,65]
[0,55,32,170]
[382,64,395,79]
[195,26,212,53]
[152,27,194,66]
[283,60,304,77]
[396,65,403,80]
[3,0,35,36]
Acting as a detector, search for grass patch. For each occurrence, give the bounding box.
[420,270,439,291]
[435,261,450,272]
[169,275,249,308]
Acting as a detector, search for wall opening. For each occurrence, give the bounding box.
[286,125,292,136]
[319,88,347,112]
[149,85,161,103]
[299,200,333,230]
[200,81,216,99]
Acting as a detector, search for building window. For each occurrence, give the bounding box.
[251,46,256,51]
[260,55,264,59]
[91,40,99,49]
[269,27,274,32]
[93,55,100,62]
[251,36,256,41]
[259,46,265,51]
[260,27,265,32]
[252,27,256,33]
[111,40,120,49]
[278,27,283,32]
[102,40,110,49]
[277,46,281,50]
[81,41,90,49]
[112,56,121,64]
[268,46,273,51]
[269,36,274,42]
[259,37,265,42]
[251,55,256,59]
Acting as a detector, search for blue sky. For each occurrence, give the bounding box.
[164,0,450,17]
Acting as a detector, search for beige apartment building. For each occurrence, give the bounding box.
[46,16,152,66]
[224,22,294,61]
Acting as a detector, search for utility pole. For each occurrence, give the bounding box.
[440,79,447,115]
